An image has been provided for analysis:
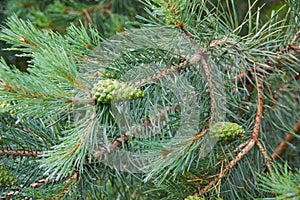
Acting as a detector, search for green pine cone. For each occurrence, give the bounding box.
[0,101,15,115]
[92,79,145,104]
[185,196,205,200]
[0,101,10,111]
[185,197,222,200]
[210,122,246,142]
[98,68,118,79]
[0,167,17,186]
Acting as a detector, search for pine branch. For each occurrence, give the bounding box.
[1,1,299,199]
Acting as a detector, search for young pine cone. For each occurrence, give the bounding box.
[210,122,246,142]
[92,79,145,104]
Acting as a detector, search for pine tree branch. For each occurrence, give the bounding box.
[272,73,299,105]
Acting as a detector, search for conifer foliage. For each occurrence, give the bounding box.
[0,0,299,199]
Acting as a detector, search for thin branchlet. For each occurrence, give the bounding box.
[0,149,42,157]
[199,62,267,195]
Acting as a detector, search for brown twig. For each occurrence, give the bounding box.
[93,50,214,160]
[30,178,47,188]
[190,50,215,123]
[2,171,78,200]
[19,37,38,47]
[92,134,130,160]
[252,64,264,141]
[101,3,112,15]
[290,30,300,45]
[189,50,224,150]
[0,150,42,157]
[193,128,209,142]
[131,60,189,88]
[82,8,94,27]
[93,106,174,160]
[199,62,266,195]
[199,139,257,195]
[272,121,300,160]
[256,141,271,168]
[53,171,79,200]
[232,140,250,153]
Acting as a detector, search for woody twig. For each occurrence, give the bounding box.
[199,62,270,195]
[0,149,42,157]
[93,105,174,160]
